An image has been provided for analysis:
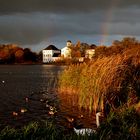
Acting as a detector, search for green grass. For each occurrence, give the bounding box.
[97,108,140,140]
[0,120,96,140]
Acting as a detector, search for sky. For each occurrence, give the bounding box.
[0,0,140,52]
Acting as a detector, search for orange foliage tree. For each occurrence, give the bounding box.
[15,49,24,63]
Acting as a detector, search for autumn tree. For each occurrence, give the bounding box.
[0,45,12,63]
[69,41,80,58]
[38,51,43,62]
[80,43,90,57]
[15,49,24,63]
[70,41,94,58]
[0,44,38,63]
[94,46,107,58]
[109,37,140,55]
[0,50,10,63]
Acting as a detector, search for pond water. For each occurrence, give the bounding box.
[0,65,96,130]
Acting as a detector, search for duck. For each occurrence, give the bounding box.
[25,97,29,102]
[48,106,57,115]
[12,111,18,116]
[48,111,55,115]
[96,112,102,128]
[73,127,96,136]
[67,112,103,136]
[20,108,27,113]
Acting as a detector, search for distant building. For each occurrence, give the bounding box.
[61,40,72,58]
[42,45,61,63]
[42,41,96,63]
[85,49,95,59]
[85,44,96,59]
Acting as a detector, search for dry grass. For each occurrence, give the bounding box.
[58,45,140,113]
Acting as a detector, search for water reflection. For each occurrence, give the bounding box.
[58,93,97,130]
[0,65,64,128]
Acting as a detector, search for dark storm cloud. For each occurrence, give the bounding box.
[0,10,140,45]
[0,0,140,48]
[0,0,140,14]
[0,12,103,45]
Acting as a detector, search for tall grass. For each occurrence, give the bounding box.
[58,45,140,113]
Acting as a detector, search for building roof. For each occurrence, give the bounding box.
[44,45,60,51]
[67,40,72,43]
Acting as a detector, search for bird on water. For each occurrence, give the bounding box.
[67,112,103,136]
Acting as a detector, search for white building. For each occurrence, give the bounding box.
[61,40,72,58]
[85,49,95,59]
[42,45,61,63]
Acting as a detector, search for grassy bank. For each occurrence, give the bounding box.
[97,107,140,140]
[1,109,140,140]
[0,120,97,140]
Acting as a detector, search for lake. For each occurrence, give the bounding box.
[0,65,64,127]
[0,65,96,130]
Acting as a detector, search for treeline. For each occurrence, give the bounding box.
[94,37,140,58]
[1,37,139,64]
[0,44,42,64]
[58,37,140,64]
[70,37,140,58]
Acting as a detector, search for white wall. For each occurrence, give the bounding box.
[61,47,71,58]
[85,49,95,59]
[42,50,61,63]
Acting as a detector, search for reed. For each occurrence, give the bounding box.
[58,45,140,113]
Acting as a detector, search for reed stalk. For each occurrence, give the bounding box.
[58,45,140,113]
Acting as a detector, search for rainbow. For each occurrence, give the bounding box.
[100,0,120,45]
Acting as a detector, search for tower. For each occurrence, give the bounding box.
[66,40,72,47]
